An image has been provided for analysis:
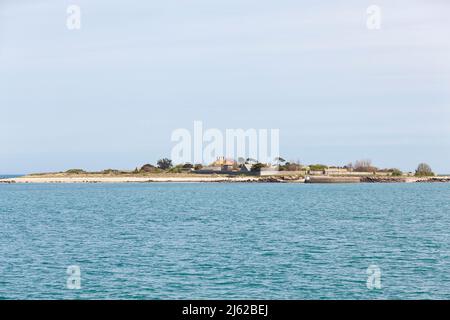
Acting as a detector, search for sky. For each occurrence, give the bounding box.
[1,0,449,174]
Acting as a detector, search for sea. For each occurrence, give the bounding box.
[0,175,22,179]
[0,182,449,299]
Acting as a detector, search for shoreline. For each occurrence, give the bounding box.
[1,174,450,184]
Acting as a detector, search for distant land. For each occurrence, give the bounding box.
[2,158,448,184]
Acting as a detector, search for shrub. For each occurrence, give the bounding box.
[157,158,173,170]
[251,163,267,172]
[415,163,434,177]
[168,166,182,173]
[65,169,85,174]
[102,169,120,174]
[309,164,328,171]
[353,159,378,172]
[279,163,303,171]
[140,164,157,173]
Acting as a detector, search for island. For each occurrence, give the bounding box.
[1,157,449,184]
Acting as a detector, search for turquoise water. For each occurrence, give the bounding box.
[1,183,450,299]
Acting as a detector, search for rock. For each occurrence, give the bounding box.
[360,177,406,183]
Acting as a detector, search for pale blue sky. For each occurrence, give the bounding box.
[1,0,449,173]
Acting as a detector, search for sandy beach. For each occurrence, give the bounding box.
[0,175,261,184]
[1,174,450,184]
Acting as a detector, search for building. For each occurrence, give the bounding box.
[194,166,222,174]
[240,164,253,173]
[212,156,235,167]
[221,165,234,172]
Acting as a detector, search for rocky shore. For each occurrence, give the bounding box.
[360,176,450,183]
[415,177,450,183]
[0,180,16,184]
